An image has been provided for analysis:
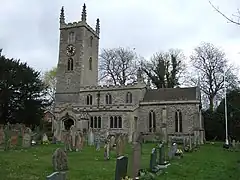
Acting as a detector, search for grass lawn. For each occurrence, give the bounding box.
[0,142,239,180]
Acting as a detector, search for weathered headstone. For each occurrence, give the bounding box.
[150,148,157,172]
[22,133,31,148]
[104,140,110,160]
[52,148,68,172]
[232,139,236,151]
[131,142,141,178]
[110,135,116,149]
[158,143,165,165]
[115,156,128,180]
[11,134,18,147]
[75,131,82,152]
[88,128,94,146]
[236,141,240,151]
[42,133,49,143]
[168,143,177,159]
[46,172,66,180]
[64,131,72,151]
[95,134,101,151]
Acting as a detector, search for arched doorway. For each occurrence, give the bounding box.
[64,118,74,130]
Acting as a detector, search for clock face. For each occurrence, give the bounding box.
[66,44,76,56]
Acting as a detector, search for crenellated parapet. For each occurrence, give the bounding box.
[59,4,99,38]
[80,82,146,92]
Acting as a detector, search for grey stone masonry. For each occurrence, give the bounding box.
[53,4,205,143]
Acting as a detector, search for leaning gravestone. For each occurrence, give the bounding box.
[150,148,158,172]
[46,172,66,180]
[52,148,68,172]
[115,156,128,180]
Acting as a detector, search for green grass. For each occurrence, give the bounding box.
[0,143,239,180]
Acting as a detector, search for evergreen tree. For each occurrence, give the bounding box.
[0,55,49,126]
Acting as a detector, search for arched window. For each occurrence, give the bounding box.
[94,116,98,128]
[89,36,93,47]
[175,110,183,132]
[90,116,101,129]
[90,116,94,128]
[67,58,73,71]
[105,93,112,104]
[110,116,114,128]
[126,92,132,103]
[68,32,75,44]
[114,116,118,128]
[89,57,92,70]
[86,94,93,105]
[118,116,122,128]
[110,116,123,129]
[98,117,102,128]
[148,110,156,132]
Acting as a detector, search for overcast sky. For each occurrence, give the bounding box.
[0,0,240,73]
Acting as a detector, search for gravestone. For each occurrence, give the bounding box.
[42,133,49,142]
[232,140,236,151]
[168,143,177,159]
[22,133,31,148]
[150,148,158,172]
[104,140,110,160]
[52,148,68,172]
[115,156,128,180]
[158,143,165,165]
[0,127,5,146]
[131,142,141,178]
[95,133,101,151]
[236,141,240,151]
[46,172,66,180]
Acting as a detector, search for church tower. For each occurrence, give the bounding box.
[55,4,100,102]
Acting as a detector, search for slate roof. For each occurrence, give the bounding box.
[143,87,198,102]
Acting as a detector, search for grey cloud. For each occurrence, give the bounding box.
[0,0,240,72]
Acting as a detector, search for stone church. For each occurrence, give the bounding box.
[53,4,205,143]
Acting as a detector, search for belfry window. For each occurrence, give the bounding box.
[89,57,92,70]
[68,32,75,44]
[67,58,73,71]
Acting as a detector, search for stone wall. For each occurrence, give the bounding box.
[138,103,200,134]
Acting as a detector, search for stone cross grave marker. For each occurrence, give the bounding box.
[115,156,128,180]
[150,148,157,172]
[131,141,141,178]
[46,172,66,180]
[52,148,68,172]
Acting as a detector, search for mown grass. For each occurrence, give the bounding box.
[0,142,239,180]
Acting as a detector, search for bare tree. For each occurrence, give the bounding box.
[209,1,240,26]
[142,49,186,88]
[99,47,139,85]
[42,67,57,110]
[190,42,238,111]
